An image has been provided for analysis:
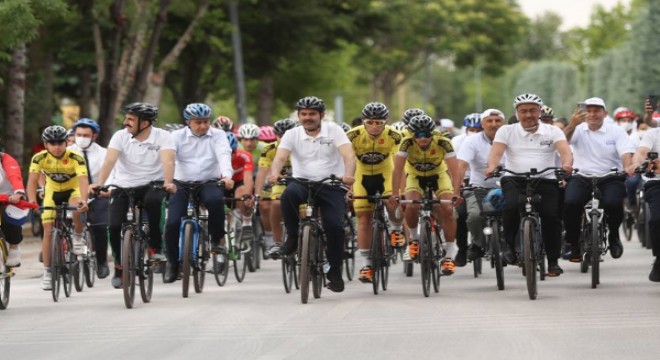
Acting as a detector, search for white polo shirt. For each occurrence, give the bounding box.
[493,122,566,179]
[68,142,107,184]
[458,132,501,188]
[639,128,660,152]
[278,121,349,181]
[570,122,635,173]
[171,127,233,181]
[107,127,175,187]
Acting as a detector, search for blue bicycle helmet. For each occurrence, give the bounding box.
[463,113,482,129]
[227,133,239,151]
[72,118,101,133]
[183,103,212,121]
[483,188,506,212]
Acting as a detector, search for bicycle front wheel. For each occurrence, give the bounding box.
[193,230,207,294]
[282,256,294,293]
[371,221,384,295]
[344,216,356,281]
[84,230,96,288]
[522,218,537,300]
[0,242,10,309]
[490,218,505,291]
[233,228,247,282]
[419,220,432,297]
[591,213,600,289]
[122,228,136,309]
[50,229,62,302]
[299,224,314,304]
[138,239,153,303]
[182,222,194,298]
[63,241,73,298]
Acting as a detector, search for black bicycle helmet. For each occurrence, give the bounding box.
[361,102,389,120]
[124,102,158,122]
[407,115,435,133]
[402,108,425,125]
[295,96,326,112]
[42,125,68,142]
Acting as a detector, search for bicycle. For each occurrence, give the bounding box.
[571,169,625,288]
[353,192,394,294]
[399,185,453,297]
[343,210,357,281]
[178,180,222,298]
[40,202,81,302]
[100,184,166,309]
[214,195,252,285]
[636,152,657,249]
[0,195,38,309]
[75,197,101,291]
[285,175,344,304]
[489,166,565,300]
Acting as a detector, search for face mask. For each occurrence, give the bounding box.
[75,136,92,148]
[618,122,632,131]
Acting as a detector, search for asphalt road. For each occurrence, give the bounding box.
[2,231,660,360]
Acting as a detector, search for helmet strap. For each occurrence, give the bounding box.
[132,119,152,139]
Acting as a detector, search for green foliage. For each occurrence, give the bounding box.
[0,0,69,51]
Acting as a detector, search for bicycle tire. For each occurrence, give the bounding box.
[311,229,323,299]
[637,203,647,247]
[233,227,247,282]
[522,218,537,300]
[138,239,153,303]
[300,224,312,304]
[252,220,263,268]
[282,256,293,293]
[73,255,84,292]
[591,213,600,289]
[382,229,391,292]
[212,252,229,286]
[50,229,61,302]
[371,221,383,295]
[419,220,432,297]
[623,209,633,242]
[344,216,356,281]
[0,242,10,309]
[84,230,96,288]
[431,234,440,294]
[122,228,136,309]
[182,222,194,298]
[63,240,73,298]
[491,218,505,291]
[193,228,206,294]
[294,257,300,289]
[644,202,652,249]
[242,227,257,273]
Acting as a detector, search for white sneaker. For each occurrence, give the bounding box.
[72,234,86,256]
[41,270,52,290]
[6,247,21,267]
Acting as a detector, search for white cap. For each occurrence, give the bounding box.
[440,119,454,129]
[584,97,607,110]
[481,108,505,120]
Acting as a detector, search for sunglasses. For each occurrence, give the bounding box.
[364,119,386,126]
[414,131,432,139]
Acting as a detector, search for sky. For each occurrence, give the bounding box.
[518,0,632,30]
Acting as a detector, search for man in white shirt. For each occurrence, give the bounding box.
[457,109,505,261]
[486,94,573,276]
[91,102,176,289]
[162,103,234,283]
[267,96,356,293]
[68,118,112,279]
[562,97,634,261]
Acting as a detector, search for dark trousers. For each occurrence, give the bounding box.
[164,181,225,263]
[563,176,625,248]
[281,181,346,270]
[88,197,109,264]
[108,185,166,266]
[644,181,660,257]
[1,207,22,245]
[501,177,562,260]
[626,174,641,206]
[455,199,468,250]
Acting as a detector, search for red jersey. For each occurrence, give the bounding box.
[231,149,254,182]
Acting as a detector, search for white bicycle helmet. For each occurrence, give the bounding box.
[513,93,543,109]
[238,123,260,139]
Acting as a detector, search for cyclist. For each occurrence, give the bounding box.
[163,103,234,283]
[27,125,89,290]
[540,105,554,125]
[562,97,634,261]
[485,93,573,276]
[257,118,297,257]
[616,109,643,211]
[0,146,28,267]
[451,113,482,266]
[238,123,263,179]
[90,102,176,289]
[267,96,356,293]
[212,116,234,133]
[68,118,112,278]
[389,114,463,275]
[226,132,255,229]
[456,109,505,261]
[346,102,403,283]
[259,125,277,144]
[628,98,660,281]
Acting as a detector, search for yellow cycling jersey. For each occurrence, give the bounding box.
[397,131,454,176]
[258,141,291,176]
[29,149,87,191]
[400,128,449,172]
[347,125,402,173]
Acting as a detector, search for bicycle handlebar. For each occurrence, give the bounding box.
[487,166,565,180]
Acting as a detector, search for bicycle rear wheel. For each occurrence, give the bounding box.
[122,228,136,309]
[522,218,537,300]
[591,214,600,289]
[282,256,294,293]
[371,221,384,295]
[299,224,312,304]
[50,229,61,302]
[182,222,194,298]
[0,242,10,309]
[491,219,505,291]
[84,230,96,288]
[419,220,432,297]
[212,251,229,286]
[193,231,207,294]
[233,228,247,282]
[138,239,153,303]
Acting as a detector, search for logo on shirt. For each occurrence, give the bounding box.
[606,140,616,146]
[358,152,387,165]
[414,162,437,172]
[320,139,334,146]
[539,139,553,146]
[143,144,162,151]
